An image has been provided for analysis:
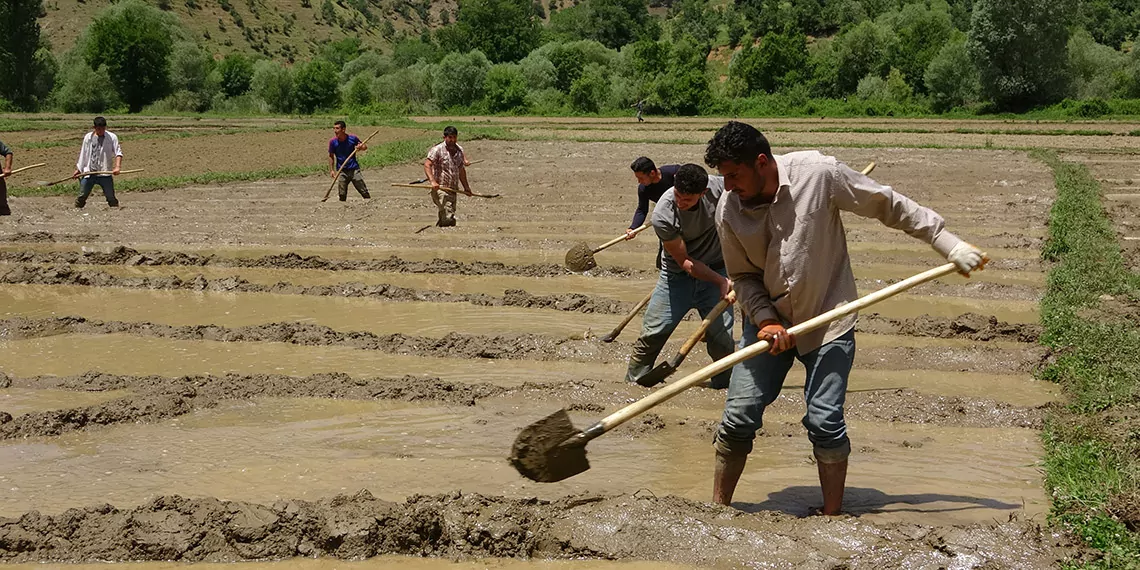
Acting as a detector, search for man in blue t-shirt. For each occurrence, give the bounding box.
[328,120,370,201]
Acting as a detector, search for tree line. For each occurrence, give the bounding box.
[1,0,1138,116]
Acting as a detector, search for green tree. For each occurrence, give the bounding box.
[548,0,654,49]
[343,73,374,107]
[519,53,557,89]
[923,34,981,111]
[84,0,180,112]
[833,19,896,94]
[484,63,529,112]
[393,36,442,67]
[1066,28,1127,100]
[729,30,809,95]
[320,37,362,67]
[251,59,294,112]
[340,51,393,83]
[880,2,954,93]
[217,52,254,97]
[293,59,339,113]
[442,0,540,62]
[52,53,123,113]
[0,0,50,109]
[569,63,609,112]
[432,50,491,108]
[652,36,708,115]
[967,0,1073,111]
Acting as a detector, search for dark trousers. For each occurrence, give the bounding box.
[0,177,9,215]
[76,175,118,207]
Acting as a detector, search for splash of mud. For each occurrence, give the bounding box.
[0,491,1075,566]
[0,247,644,279]
[0,265,629,315]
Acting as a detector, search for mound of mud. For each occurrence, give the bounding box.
[0,247,647,279]
[0,372,509,439]
[0,491,1073,566]
[0,317,631,362]
[0,265,630,315]
[859,312,1042,342]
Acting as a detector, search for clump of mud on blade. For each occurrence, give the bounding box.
[565,242,596,272]
[509,409,590,482]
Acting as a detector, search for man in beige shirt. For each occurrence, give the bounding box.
[704,121,985,515]
[423,126,474,227]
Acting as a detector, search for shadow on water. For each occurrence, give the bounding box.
[736,485,1024,517]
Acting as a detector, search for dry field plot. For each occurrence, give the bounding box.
[0,118,1087,567]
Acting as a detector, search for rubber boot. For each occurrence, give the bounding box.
[817,458,848,515]
[74,197,86,209]
[712,452,747,506]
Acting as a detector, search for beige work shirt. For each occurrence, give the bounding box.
[715,151,962,354]
[427,142,465,190]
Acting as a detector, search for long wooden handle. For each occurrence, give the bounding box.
[676,296,733,359]
[2,163,46,177]
[322,129,382,202]
[605,289,654,338]
[594,224,649,253]
[573,262,960,441]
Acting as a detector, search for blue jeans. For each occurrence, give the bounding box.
[77,175,117,207]
[626,268,735,389]
[714,322,855,463]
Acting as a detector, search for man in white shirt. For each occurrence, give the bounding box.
[72,116,123,208]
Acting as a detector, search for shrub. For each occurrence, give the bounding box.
[375,65,433,105]
[250,59,294,112]
[84,0,181,112]
[340,51,392,83]
[569,62,609,112]
[217,52,254,97]
[293,59,339,113]
[519,53,556,89]
[924,34,981,112]
[51,57,123,113]
[343,73,374,107]
[431,50,490,109]
[484,63,528,112]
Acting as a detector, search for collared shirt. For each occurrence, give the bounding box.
[76,131,123,174]
[652,175,725,273]
[715,151,961,354]
[427,142,465,190]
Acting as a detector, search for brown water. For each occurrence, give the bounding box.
[0,396,1046,526]
[3,559,691,570]
[0,388,130,415]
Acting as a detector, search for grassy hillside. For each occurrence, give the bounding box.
[39,0,458,61]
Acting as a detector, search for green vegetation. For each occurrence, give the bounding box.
[3,0,1139,117]
[1035,150,1140,568]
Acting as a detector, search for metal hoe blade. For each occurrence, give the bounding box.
[564,242,597,272]
[508,409,590,482]
[634,360,674,387]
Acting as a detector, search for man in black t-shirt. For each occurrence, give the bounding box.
[626,157,680,240]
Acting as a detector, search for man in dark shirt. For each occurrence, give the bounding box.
[0,139,12,216]
[626,157,680,240]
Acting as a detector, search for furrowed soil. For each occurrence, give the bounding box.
[0,122,1077,567]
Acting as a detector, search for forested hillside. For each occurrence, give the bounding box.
[0,0,1137,116]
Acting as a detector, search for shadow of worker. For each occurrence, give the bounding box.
[735,485,1024,518]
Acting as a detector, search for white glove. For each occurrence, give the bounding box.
[948,242,986,275]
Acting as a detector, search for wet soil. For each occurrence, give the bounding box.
[0,491,1075,566]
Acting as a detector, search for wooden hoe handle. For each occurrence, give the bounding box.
[595,224,649,253]
[676,294,734,359]
[322,128,382,202]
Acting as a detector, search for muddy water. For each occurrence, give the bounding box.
[0,396,1046,527]
[0,283,1040,328]
[0,388,129,415]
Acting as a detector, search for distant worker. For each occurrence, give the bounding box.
[626,164,735,389]
[72,116,122,209]
[704,121,988,515]
[328,120,371,201]
[632,99,646,122]
[423,126,474,227]
[626,157,679,240]
[0,138,12,216]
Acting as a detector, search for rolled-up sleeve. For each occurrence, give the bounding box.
[717,211,778,326]
[828,162,961,257]
[111,134,123,157]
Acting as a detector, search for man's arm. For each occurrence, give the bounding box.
[661,238,733,301]
[112,155,122,175]
[111,134,122,175]
[627,188,650,238]
[355,137,368,152]
[458,164,473,196]
[2,152,12,176]
[829,162,984,275]
[329,153,337,177]
[717,216,794,353]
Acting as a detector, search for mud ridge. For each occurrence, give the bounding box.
[859,312,1042,342]
[0,372,508,439]
[0,491,1074,566]
[0,246,647,278]
[0,265,631,315]
[0,317,630,362]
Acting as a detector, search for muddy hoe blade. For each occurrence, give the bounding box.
[564,224,650,272]
[510,262,971,482]
[508,409,590,482]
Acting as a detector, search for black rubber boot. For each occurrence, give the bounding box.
[74,197,86,209]
[360,191,371,199]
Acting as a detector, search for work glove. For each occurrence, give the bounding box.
[948,242,987,276]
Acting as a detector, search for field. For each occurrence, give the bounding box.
[0,115,1138,567]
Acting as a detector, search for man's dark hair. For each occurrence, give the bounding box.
[704,121,772,168]
[443,126,458,137]
[674,163,710,195]
[93,116,107,128]
[630,156,657,174]
[334,120,347,129]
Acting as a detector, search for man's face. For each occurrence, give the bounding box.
[674,188,707,211]
[633,169,658,186]
[444,134,458,148]
[333,124,346,139]
[717,156,767,202]
[93,126,106,137]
